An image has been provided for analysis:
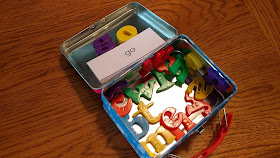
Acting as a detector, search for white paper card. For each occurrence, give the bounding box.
[87,28,165,83]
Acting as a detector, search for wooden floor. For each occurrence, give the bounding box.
[245,0,280,55]
[0,0,279,158]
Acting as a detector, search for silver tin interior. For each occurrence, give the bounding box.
[60,2,178,89]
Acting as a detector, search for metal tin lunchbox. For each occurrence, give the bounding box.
[60,2,237,158]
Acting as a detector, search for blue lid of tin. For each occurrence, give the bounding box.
[60,2,178,89]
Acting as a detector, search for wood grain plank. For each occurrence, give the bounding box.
[244,0,280,55]
[0,0,280,158]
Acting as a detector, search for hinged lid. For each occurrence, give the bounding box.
[60,2,178,89]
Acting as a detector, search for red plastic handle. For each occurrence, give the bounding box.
[192,113,233,158]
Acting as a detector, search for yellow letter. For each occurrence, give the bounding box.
[186,77,213,100]
[184,53,203,76]
[141,126,176,157]
[116,25,138,44]
[133,101,161,124]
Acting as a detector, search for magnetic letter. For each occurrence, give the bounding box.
[116,25,138,44]
[203,67,229,92]
[139,58,154,77]
[168,54,189,85]
[185,77,213,100]
[152,49,165,67]
[124,80,156,104]
[160,107,183,129]
[160,108,190,140]
[111,94,132,117]
[185,93,212,117]
[133,101,161,124]
[105,80,129,101]
[152,70,175,93]
[168,128,185,141]
[141,126,176,157]
[180,112,196,131]
[121,115,149,140]
[184,53,203,76]
[156,56,176,75]
[92,33,116,56]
